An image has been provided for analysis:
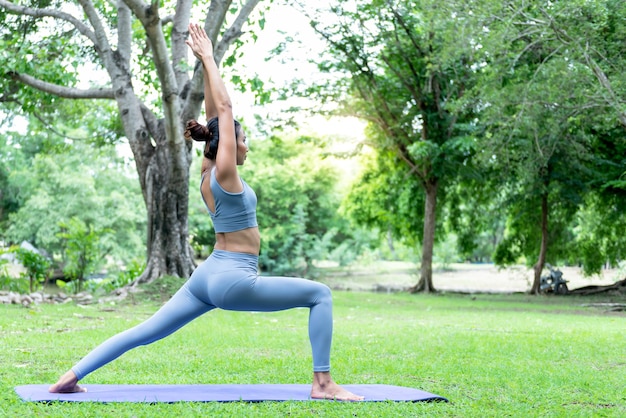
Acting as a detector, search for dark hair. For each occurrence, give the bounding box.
[184,117,242,160]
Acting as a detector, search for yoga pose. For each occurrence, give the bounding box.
[49,23,363,402]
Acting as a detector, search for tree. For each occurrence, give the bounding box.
[443,174,506,264]
[572,125,626,274]
[300,0,481,292]
[342,148,425,259]
[476,0,626,292]
[4,141,146,266]
[239,135,349,276]
[0,0,264,283]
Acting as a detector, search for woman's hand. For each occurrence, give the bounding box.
[186,23,214,61]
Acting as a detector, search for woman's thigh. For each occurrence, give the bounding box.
[212,273,331,312]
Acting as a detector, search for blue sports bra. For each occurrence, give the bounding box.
[200,168,258,233]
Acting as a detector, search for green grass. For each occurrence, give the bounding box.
[1,291,625,417]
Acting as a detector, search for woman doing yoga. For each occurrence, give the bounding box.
[49,23,363,402]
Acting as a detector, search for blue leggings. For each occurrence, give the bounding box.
[72,250,333,379]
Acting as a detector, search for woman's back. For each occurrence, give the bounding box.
[201,166,260,255]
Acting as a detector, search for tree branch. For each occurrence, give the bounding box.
[9,71,115,99]
[183,0,263,121]
[523,5,626,128]
[0,0,97,44]
[117,0,133,63]
[581,48,626,128]
[171,0,193,101]
[140,102,161,141]
[77,0,112,55]
[15,99,92,141]
[213,0,262,63]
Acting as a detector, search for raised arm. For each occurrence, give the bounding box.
[200,52,217,176]
[202,58,217,120]
[186,23,240,191]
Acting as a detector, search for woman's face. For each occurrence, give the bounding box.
[236,128,249,165]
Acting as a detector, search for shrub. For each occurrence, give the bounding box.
[14,247,51,293]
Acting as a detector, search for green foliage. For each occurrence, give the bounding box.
[470,0,626,273]
[188,211,216,259]
[2,141,146,267]
[0,274,30,294]
[56,217,111,293]
[325,227,379,267]
[0,5,103,115]
[0,255,30,293]
[240,138,332,275]
[14,247,51,293]
[231,135,371,276]
[56,259,142,297]
[493,236,522,267]
[442,175,505,263]
[573,193,626,275]
[342,150,424,248]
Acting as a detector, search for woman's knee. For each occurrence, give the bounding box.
[315,282,332,303]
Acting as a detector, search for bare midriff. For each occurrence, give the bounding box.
[214,227,261,255]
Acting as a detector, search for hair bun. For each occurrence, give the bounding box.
[184,119,210,142]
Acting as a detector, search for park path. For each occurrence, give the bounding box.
[320,262,622,293]
[433,264,619,293]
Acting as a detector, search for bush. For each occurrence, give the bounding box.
[56,259,144,297]
[0,258,30,293]
[14,247,51,293]
[57,217,110,293]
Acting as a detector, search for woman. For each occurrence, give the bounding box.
[49,23,363,402]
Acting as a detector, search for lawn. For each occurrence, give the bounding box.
[1,289,624,417]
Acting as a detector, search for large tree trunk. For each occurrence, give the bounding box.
[531,191,549,294]
[116,95,196,284]
[139,142,196,283]
[105,3,198,284]
[410,179,438,293]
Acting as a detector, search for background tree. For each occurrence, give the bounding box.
[520,0,626,275]
[238,135,365,276]
[0,0,264,283]
[4,140,146,266]
[475,0,626,292]
[342,148,425,262]
[572,126,626,275]
[442,174,506,264]
[300,0,482,292]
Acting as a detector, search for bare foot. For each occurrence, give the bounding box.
[310,372,364,401]
[48,370,87,393]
